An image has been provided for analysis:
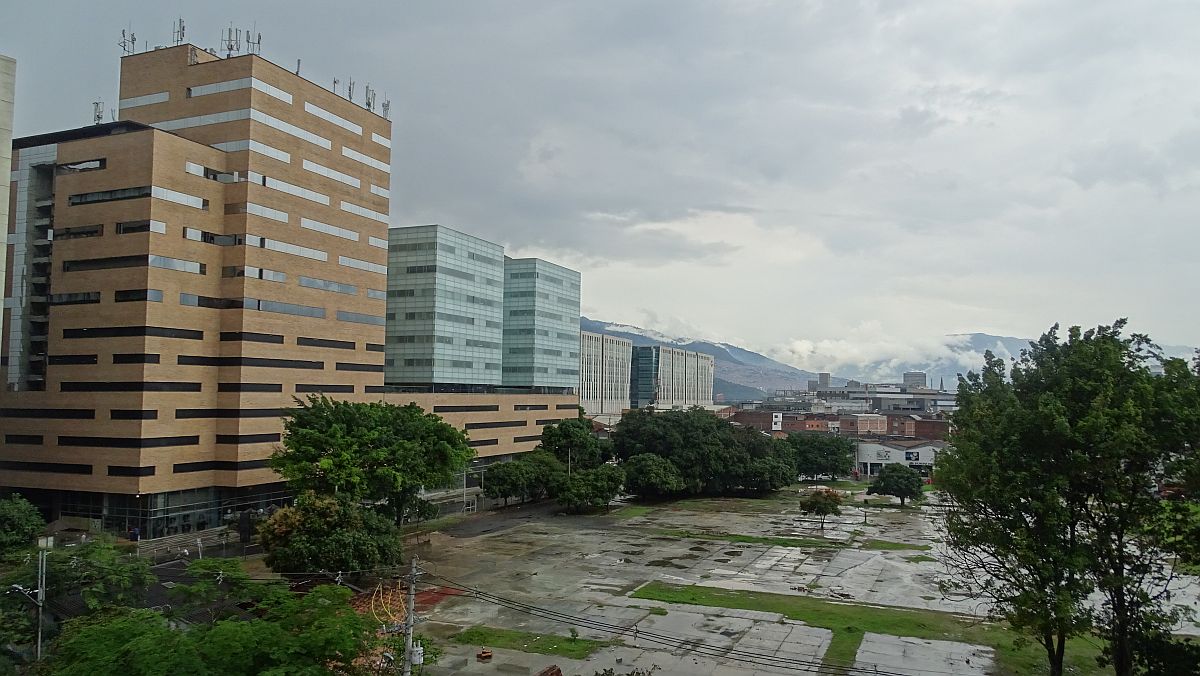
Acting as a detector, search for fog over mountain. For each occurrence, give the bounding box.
[585,317,1196,399]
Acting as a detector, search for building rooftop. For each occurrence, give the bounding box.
[13,120,153,150]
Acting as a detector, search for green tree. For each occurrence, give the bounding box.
[257,493,403,577]
[612,407,796,496]
[941,321,1200,676]
[516,451,568,501]
[0,495,44,555]
[48,608,207,676]
[540,417,606,471]
[1011,322,1199,675]
[483,460,534,506]
[868,464,923,506]
[798,489,843,530]
[0,537,154,655]
[271,396,474,521]
[557,465,624,514]
[785,434,855,479]
[168,558,284,625]
[939,350,1093,676]
[46,585,394,676]
[622,454,684,497]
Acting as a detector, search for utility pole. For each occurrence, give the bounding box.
[402,556,421,676]
[35,547,46,661]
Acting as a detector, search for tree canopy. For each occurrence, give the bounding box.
[612,408,794,496]
[784,434,855,479]
[271,396,474,521]
[257,493,404,577]
[539,417,608,471]
[0,494,45,555]
[558,464,625,514]
[798,489,843,530]
[939,320,1200,676]
[46,585,394,676]
[868,464,923,506]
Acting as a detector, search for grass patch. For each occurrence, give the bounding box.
[904,555,938,563]
[401,513,467,536]
[658,529,846,549]
[646,606,668,616]
[451,625,617,660]
[921,483,939,492]
[611,505,654,519]
[631,582,1106,675]
[860,539,932,551]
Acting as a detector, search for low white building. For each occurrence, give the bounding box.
[856,440,946,477]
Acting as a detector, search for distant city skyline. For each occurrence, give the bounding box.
[4,1,1197,375]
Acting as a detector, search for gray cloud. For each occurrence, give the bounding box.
[3,0,1198,362]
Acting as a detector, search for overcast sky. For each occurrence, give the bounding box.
[4,1,1197,372]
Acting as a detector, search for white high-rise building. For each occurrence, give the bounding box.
[579,330,632,415]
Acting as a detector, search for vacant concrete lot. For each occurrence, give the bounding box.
[412,491,1196,675]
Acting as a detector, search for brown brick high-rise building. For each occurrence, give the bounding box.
[2,45,575,537]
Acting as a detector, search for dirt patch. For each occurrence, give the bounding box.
[646,559,688,569]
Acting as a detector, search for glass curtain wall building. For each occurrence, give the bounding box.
[385,225,505,387]
[501,258,581,389]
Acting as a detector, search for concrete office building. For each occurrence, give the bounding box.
[0,55,14,303]
[384,225,505,388]
[0,46,575,536]
[902,371,927,389]
[630,345,714,409]
[579,330,632,416]
[501,257,581,389]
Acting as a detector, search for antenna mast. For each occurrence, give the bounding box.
[118,27,136,55]
[222,24,241,57]
[364,84,376,112]
[92,101,104,126]
[347,78,355,103]
[172,17,186,46]
[244,23,262,54]
[381,96,391,120]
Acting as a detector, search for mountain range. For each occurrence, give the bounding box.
[581,318,1196,401]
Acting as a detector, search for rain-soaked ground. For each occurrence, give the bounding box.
[410,490,1200,675]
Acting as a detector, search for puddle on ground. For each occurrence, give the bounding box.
[622,550,645,556]
[714,558,731,564]
[688,546,709,552]
[647,559,688,569]
[724,550,743,557]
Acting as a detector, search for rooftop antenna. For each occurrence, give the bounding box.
[364,84,376,112]
[295,58,301,75]
[244,23,262,55]
[118,27,136,55]
[332,78,340,95]
[109,108,116,122]
[172,17,186,46]
[222,24,241,57]
[92,101,104,125]
[381,96,391,120]
[347,78,355,103]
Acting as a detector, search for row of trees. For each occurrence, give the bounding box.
[940,321,1200,676]
[612,408,854,498]
[484,409,860,509]
[484,418,626,513]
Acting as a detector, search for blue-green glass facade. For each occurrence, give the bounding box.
[385,225,505,386]
[501,258,581,389]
